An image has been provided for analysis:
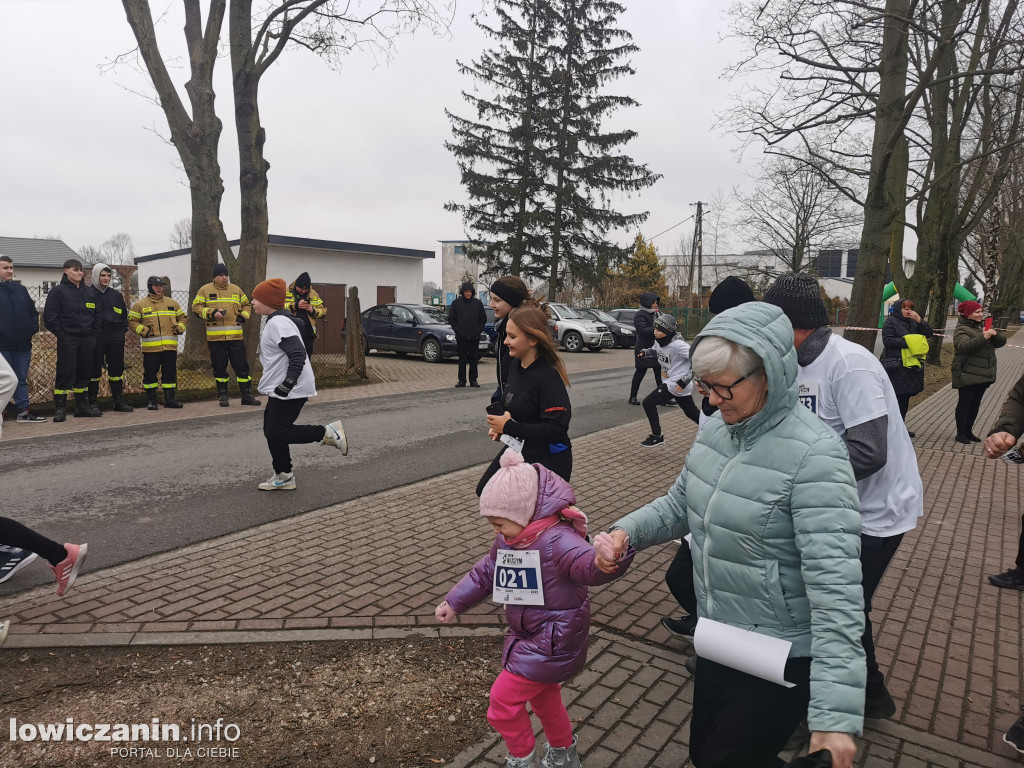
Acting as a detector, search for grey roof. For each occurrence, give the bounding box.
[136,234,434,264]
[0,236,83,268]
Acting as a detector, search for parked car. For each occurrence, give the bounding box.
[607,308,638,327]
[483,305,499,356]
[545,302,615,352]
[574,308,635,348]
[361,303,490,363]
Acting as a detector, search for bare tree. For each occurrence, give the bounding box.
[733,155,860,274]
[101,232,136,265]
[170,217,193,250]
[78,245,102,264]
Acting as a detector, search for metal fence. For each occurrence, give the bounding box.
[595,306,854,338]
[18,287,363,409]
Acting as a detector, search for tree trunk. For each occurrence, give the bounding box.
[230,0,270,364]
[845,0,911,351]
[511,1,541,277]
[548,0,577,302]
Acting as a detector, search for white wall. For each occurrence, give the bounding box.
[9,266,63,293]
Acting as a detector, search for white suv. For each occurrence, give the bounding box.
[545,303,615,352]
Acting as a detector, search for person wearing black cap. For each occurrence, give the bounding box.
[448,281,487,388]
[764,271,923,721]
[488,276,530,402]
[285,272,327,358]
[130,276,187,410]
[628,292,661,405]
[192,264,259,407]
[44,258,102,421]
[637,313,699,447]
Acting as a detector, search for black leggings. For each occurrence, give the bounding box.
[0,517,67,566]
[630,364,660,399]
[955,382,990,437]
[665,541,697,615]
[263,396,327,474]
[476,445,572,496]
[895,393,911,420]
[643,386,700,435]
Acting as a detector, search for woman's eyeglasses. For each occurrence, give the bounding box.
[694,370,760,401]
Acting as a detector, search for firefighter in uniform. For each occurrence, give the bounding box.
[88,263,133,413]
[284,272,326,358]
[192,264,260,407]
[43,258,101,422]
[129,276,186,410]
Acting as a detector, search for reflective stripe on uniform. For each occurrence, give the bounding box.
[161,383,177,389]
[143,382,159,390]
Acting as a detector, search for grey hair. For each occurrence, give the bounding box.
[691,335,764,379]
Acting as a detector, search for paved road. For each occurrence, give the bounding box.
[1,364,641,593]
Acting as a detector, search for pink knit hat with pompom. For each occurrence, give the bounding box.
[480,451,539,527]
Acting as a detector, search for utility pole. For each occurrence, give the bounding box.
[692,201,705,308]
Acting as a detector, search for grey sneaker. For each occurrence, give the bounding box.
[540,736,580,768]
[16,410,47,423]
[322,420,348,455]
[258,472,296,491]
[505,749,537,768]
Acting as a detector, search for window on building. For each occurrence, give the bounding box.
[42,281,58,295]
[454,245,465,255]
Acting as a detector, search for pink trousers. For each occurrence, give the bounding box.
[487,669,574,758]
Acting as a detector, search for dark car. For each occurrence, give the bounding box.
[361,303,490,363]
[574,308,636,348]
[607,308,638,327]
[483,305,499,356]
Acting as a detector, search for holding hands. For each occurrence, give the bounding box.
[593,530,630,574]
[809,731,856,768]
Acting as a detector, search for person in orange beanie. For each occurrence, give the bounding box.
[251,278,348,491]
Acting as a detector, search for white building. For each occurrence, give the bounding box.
[135,235,434,353]
[0,236,85,293]
[439,240,488,305]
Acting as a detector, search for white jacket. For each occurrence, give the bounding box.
[642,335,693,396]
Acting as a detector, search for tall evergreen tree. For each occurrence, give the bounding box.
[445,0,658,294]
[445,1,555,280]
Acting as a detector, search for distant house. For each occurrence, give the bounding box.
[440,240,488,305]
[0,236,84,294]
[135,234,434,354]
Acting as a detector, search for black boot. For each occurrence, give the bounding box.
[163,388,184,409]
[147,389,160,411]
[239,382,261,406]
[217,381,230,407]
[53,394,67,423]
[111,381,134,412]
[88,381,101,413]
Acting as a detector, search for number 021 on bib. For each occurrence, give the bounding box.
[493,549,545,605]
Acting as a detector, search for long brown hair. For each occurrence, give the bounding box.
[507,302,570,387]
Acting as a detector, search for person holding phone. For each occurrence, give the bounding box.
[952,301,1006,444]
[477,303,572,496]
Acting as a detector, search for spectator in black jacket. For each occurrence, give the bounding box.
[43,258,101,422]
[89,264,133,413]
[0,255,45,424]
[628,292,660,404]
[447,281,487,388]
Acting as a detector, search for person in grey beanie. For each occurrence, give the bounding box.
[763,272,922,721]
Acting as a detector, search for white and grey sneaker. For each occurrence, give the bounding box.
[322,420,348,455]
[505,749,537,768]
[540,736,581,768]
[16,410,47,423]
[258,472,296,491]
[0,547,38,584]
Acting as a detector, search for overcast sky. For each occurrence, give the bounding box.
[2,0,760,285]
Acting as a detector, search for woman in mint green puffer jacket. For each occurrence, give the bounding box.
[602,302,865,768]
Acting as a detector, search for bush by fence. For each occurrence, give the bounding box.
[19,287,364,409]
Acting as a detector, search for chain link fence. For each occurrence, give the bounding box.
[20,287,365,409]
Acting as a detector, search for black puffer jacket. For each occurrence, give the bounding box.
[953,316,1006,388]
[633,307,657,357]
[43,275,100,338]
[881,301,934,396]
[93,286,129,335]
[447,282,487,339]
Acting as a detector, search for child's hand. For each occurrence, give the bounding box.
[435,601,457,624]
[594,531,629,573]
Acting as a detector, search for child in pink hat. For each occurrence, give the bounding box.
[436,451,634,768]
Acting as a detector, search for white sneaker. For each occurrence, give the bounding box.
[322,420,348,455]
[258,472,296,491]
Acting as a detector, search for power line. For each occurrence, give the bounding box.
[647,214,696,242]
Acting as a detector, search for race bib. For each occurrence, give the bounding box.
[798,381,819,414]
[493,549,545,605]
[500,434,525,453]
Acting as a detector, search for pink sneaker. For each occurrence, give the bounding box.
[52,543,88,596]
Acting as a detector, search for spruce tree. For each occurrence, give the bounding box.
[444,1,555,281]
[446,0,658,294]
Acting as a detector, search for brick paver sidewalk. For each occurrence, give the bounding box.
[2,337,1023,765]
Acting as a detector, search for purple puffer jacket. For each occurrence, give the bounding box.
[446,464,634,684]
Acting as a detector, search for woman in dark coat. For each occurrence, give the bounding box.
[628,292,660,405]
[953,300,1006,444]
[881,298,934,434]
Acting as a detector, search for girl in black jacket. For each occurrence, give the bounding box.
[488,275,530,403]
[477,302,572,495]
[881,298,934,431]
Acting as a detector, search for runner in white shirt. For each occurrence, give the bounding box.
[251,278,348,492]
[764,272,923,723]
